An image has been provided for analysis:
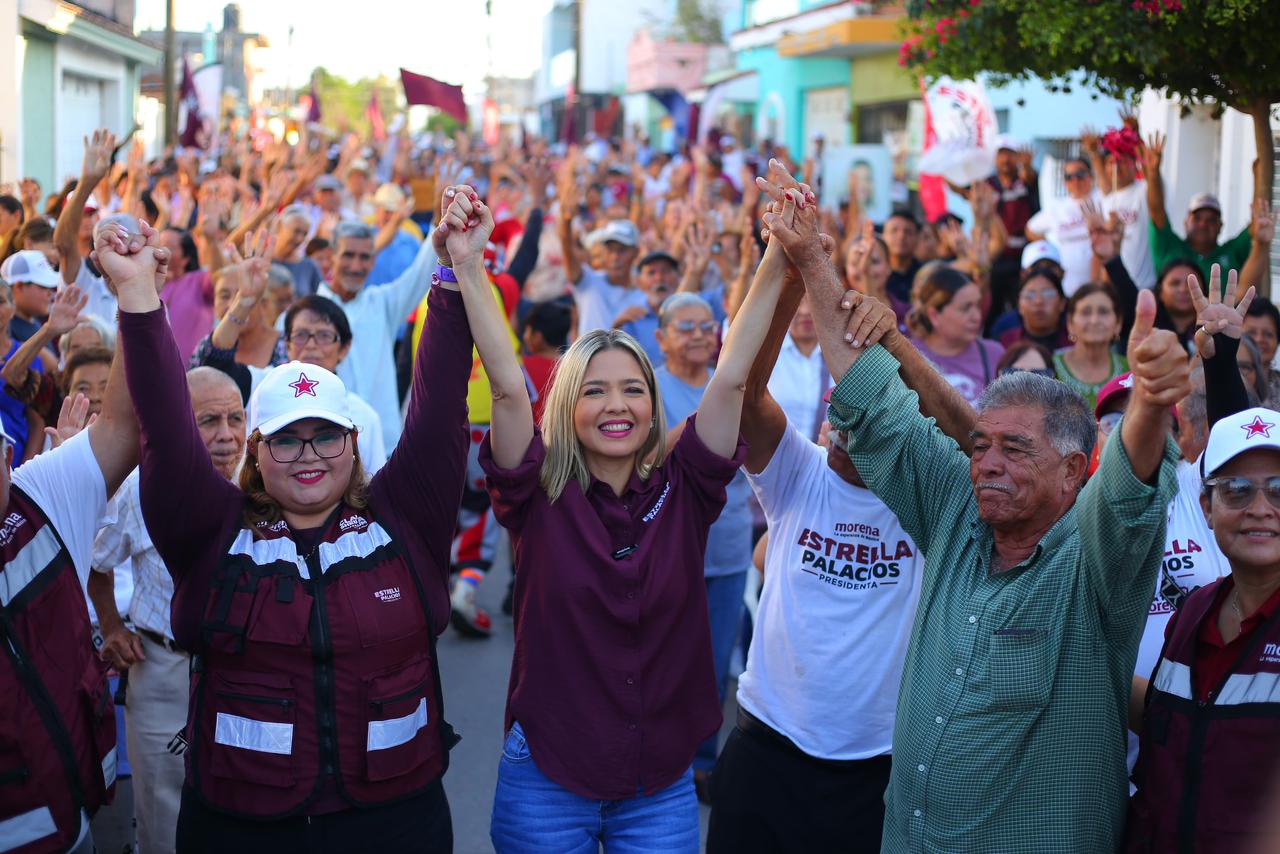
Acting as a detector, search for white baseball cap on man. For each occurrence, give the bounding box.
[249,361,354,437]
[1202,407,1280,477]
[593,219,639,248]
[1020,240,1062,271]
[1,250,61,288]
[1187,193,1222,215]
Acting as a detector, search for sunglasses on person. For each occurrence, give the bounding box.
[1203,475,1280,510]
[671,320,718,335]
[1019,287,1060,304]
[1098,411,1124,435]
[261,429,351,463]
[287,329,340,347]
[1064,170,1090,181]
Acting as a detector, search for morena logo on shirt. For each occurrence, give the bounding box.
[642,481,671,523]
[1262,643,1280,665]
[794,527,915,591]
[0,512,25,547]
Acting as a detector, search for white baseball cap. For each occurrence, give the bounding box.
[994,134,1021,152]
[0,250,61,288]
[1187,192,1222,215]
[248,361,354,437]
[372,183,407,211]
[1020,239,1062,271]
[1202,407,1280,477]
[591,219,639,248]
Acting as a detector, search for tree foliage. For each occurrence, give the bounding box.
[897,0,1278,112]
[671,0,724,44]
[309,67,400,136]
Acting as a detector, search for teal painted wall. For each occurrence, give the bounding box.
[22,36,56,192]
[737,46,849,155]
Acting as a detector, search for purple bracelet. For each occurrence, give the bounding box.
[434,264,458,284]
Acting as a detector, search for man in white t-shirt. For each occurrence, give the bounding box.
[765,295,826,441]
[55,130,119,327]
[1027,157,1103,296]
[1101,151,1156,290]
[707,282,977,854]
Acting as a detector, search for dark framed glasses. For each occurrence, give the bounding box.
[1064,170,1090,181]
[1203,475,1280,510]
[262,429,350,463]
[287,329,340,347]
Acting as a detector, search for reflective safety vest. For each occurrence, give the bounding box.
[1127,578,1280,854]
[180,505,457,818]
[0,488,117,854]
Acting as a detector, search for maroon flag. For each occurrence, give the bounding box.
[366,91,387,142]
[306,81,322,123]
[178,57,203,148]
[399,68,467,124]
[560,82,578,146]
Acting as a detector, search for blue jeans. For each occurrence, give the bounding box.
[695,571,748,771]
[490,723,700,853]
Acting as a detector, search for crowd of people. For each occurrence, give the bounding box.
[0,110,1278,854]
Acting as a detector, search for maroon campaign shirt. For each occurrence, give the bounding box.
[1190,578,1280,702]
[480,416,745,800]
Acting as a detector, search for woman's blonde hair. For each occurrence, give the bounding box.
[238,427,369,528]
[539,328,667,503]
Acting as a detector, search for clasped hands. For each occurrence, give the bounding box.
[754,159,896,353]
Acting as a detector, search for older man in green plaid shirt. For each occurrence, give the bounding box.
[760,180,1190,853]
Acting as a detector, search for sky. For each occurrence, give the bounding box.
[133,0,550,95]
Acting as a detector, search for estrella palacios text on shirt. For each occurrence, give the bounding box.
[794,526,915,590]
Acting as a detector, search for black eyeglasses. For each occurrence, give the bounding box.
[1064,170,1090,181]
[262,429,350,463]
[287,329,340,347]
[1203,476,1280,510]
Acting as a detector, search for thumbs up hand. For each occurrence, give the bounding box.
[1127,288,1191,410]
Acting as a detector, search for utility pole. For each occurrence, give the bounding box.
[163,0,176,145]
[572,0,582,133]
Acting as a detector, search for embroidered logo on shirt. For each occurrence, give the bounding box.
[373,587,401,603]
[339,515,367,532]
[0,512,26,547]
[642,482,671,522]
[1262,643,1280,665]
[1242,415,1275,439]
[289,372,320,398]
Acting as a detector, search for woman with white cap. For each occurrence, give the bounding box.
[102,194,475,851]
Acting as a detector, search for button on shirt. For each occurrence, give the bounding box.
[479,416,745,800]
[827,346,1179,854]
[91,469,175,640]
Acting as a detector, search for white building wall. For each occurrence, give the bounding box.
[1,13,21,185]
[53,36,128,185]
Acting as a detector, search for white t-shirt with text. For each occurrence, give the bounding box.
[1028,191,1103,296]
[739,425,924,760]
[1104,180,1156,290]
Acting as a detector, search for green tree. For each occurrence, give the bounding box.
[671,0,724,44]
[897,0,1276,198]
[309,67,400,137]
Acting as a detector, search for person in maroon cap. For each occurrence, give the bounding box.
[453,162,807,852]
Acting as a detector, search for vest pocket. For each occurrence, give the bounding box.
[341,563,426,648]
[245,574,312,647]
[364,657,432,782]
[209,670,297,789]
[989,629,1051,711]
[77,662,117,804]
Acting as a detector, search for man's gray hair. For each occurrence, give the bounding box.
[280,204,312,225]
[977,371,1096,460]
[658,292,714,327]
[333,220,375,244]
[267,263,295,291]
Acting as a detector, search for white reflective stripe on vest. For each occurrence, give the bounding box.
[214,712,294,755]
[101,746,118,789]
[320,522,392,573]
[1153,658,1193,701]
[0,806,57,852]
[1216,670,1280,705]
[367,697,428,752]
[0,524,61,606]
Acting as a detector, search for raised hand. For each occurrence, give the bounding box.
[1252,198,1276,244]
[1188,264,1256,360]
[1083,198,1123,261]
[44,392,95,449]
[837,287,898,352]
[441,189,494,268]
[82,129,117,185]
[432,183,477,267]
[222,228,275,303]
[1080,125,1101,156]
[46,285,87,337]
[19,178,40,210]
[92,217,168,305]
[1127,288,1191,410]
[1140,131,1164,177]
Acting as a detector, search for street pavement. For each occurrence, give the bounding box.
[93,538,739,853]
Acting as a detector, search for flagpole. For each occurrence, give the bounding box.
[164,0,176,145]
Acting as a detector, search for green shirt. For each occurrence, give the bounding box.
[1051,349,1128,413]
[1149,219,1251,284]
[827,347,1178,854]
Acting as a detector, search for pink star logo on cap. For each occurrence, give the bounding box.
[289,372,319,398]
[1119,375,1134,389]
[1242,415,1274,439]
